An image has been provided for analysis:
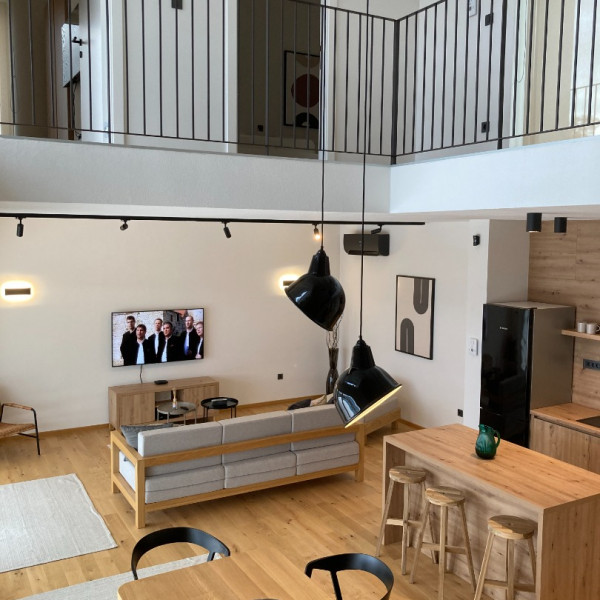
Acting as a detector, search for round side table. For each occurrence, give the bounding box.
[156,401,197,424]
[201,397,238,419]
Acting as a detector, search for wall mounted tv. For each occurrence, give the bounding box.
[111,308,204,367]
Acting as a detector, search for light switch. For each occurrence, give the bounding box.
[468,337,479,356]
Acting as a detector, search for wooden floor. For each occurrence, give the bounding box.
[0,403,479,600]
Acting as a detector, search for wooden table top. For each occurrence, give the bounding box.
[385,423,600,511]
[117,548,331,600]
[531,402,600,437]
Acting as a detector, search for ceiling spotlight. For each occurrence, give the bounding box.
[526,212,542,233]
[16,217,24,238]
[554,217,567,234]
[371,224,383,235]
[120,219,129,231]
[222,221,232,239]
[313,224,321,241]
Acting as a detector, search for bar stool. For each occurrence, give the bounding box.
[410,486,476,600]
[474,515,536,600]
[375,466,434,575]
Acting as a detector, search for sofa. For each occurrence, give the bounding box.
[110,404,365,528]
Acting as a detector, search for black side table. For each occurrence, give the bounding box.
[201,397,238,419]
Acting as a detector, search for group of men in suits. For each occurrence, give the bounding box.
[120,315,204,366]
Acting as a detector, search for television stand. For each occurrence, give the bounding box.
[108,376,219,429]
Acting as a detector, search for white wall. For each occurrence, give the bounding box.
[0,218,337,431]
[338,220,471,427]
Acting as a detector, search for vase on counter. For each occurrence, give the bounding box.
[475,424,501,459]
[326,347,339,394]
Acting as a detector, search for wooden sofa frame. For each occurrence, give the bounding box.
[111,423,365,528]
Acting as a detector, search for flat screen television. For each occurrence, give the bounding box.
[111,308,204,367]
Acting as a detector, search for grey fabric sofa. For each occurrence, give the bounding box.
[111,404,365,527]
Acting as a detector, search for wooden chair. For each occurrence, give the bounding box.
[0,402,40,455]
[131,526,230,580]
[305,553,394,600]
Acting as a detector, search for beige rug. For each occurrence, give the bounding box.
[0,473,116,573]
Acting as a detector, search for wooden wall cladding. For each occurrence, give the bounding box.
[528,220,600,410]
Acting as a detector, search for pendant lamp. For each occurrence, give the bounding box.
[285,0,345,331]
[334,0,401,426]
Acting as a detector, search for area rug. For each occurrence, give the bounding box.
[0,473,117,573]
[19,555,208,600]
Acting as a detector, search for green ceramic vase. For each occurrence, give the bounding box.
[475,424,501,459]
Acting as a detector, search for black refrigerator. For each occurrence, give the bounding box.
[480,302,575,447]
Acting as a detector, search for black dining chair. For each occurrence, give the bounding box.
[131,526,230,580]
[305,553,394,600]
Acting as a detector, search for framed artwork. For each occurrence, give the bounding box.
[284,50,320,129]
[395,275,435,360]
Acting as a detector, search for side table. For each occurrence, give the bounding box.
[201,397,238,419]
[156,401,198,424]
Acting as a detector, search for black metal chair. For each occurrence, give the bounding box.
[131,526,230,580]
[305,553,394,600]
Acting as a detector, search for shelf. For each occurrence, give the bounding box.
[561,329,600,341]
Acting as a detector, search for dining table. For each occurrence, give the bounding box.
[117,547,332,600]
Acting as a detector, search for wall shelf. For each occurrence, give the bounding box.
[561,329,600,341]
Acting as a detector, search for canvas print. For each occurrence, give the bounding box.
[284,50,320,129]
[395,276,435,360]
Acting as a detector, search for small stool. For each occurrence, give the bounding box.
[474,515,536,600]
[410,486,476,600]
[375,466,434,575]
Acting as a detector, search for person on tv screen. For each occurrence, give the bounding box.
[123,324,155,366]
[160,321,181,362]
[181,315,200,360]
[119,315,137,361]
[148,318,165,361]
[194,321,204,359]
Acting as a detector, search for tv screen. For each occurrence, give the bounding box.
[111,308,204,367]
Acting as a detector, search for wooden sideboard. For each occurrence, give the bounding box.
[108,376,219,429]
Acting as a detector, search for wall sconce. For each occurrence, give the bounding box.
[279,274,299,291]
[1,280,34,302]
[526,213,542,233]
[554,217,567,234]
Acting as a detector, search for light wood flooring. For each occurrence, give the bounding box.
[0,404,479,600]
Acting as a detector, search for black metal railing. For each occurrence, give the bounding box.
[0,0,598,161]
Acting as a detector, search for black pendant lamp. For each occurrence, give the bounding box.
[285,0,345,332]
[334,0,401,426]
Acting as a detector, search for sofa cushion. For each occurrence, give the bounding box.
[294,441,360,475]
[224,452,296,489]
[120,423,173,450]
[138,421,223,475]
[221,411,292,463]
[290,404,355,451]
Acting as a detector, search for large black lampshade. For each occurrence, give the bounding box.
[285,248,345,331]
[334,338,401,426]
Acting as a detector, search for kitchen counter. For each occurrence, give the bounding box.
[383,424,600,600]
[530,402,600,437]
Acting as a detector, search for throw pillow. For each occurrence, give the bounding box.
[120,423,173,450]
[287,398,312,410]
[310,393,334,406]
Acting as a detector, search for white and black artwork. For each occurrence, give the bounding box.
[395,275,435,360]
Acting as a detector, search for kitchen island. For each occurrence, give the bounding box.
[382,424,600,600]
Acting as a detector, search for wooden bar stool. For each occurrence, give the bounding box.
[410,486,476,600]
[474,515,536,600]
[375,466,434,575]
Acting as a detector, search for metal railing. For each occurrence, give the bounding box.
[0,0,598,161]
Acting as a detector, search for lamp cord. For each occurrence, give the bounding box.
[359,0,370,341]
[319,0,327,251]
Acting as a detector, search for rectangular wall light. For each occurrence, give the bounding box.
[1,281,34,302]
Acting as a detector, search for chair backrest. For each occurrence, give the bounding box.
[305,553,394,600]
[131,526,230,580]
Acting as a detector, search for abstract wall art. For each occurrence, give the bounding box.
[395,275,435,360]
[284,51,320,129]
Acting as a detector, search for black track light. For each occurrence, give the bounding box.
[16,217,24,238]
[222,221,232,239]
[371,224,383,235]
[313,224,321,241]
[554,217,567,234]
[526,213,542,233]
[120,219,129,231]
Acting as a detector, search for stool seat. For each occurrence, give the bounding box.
[389,466,427,485]
[425,486,465,507]
[487,515,536,540]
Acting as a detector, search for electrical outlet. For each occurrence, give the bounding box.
[457,409,464,417]
[277,373,283,380]
[481,121,490,133]
[583,359,600,370]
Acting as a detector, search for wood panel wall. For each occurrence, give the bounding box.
[528,220,600,410]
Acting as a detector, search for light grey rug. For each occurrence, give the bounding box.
[19,555,209,600]
[0,473,117,573]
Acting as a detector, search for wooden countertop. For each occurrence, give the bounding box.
[384,423,600,511]
[531,403,600,437]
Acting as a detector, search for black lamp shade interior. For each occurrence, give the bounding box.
[334,339,401,427]
[285,248,345,331]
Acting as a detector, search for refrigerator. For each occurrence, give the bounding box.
[480,301,575,447]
